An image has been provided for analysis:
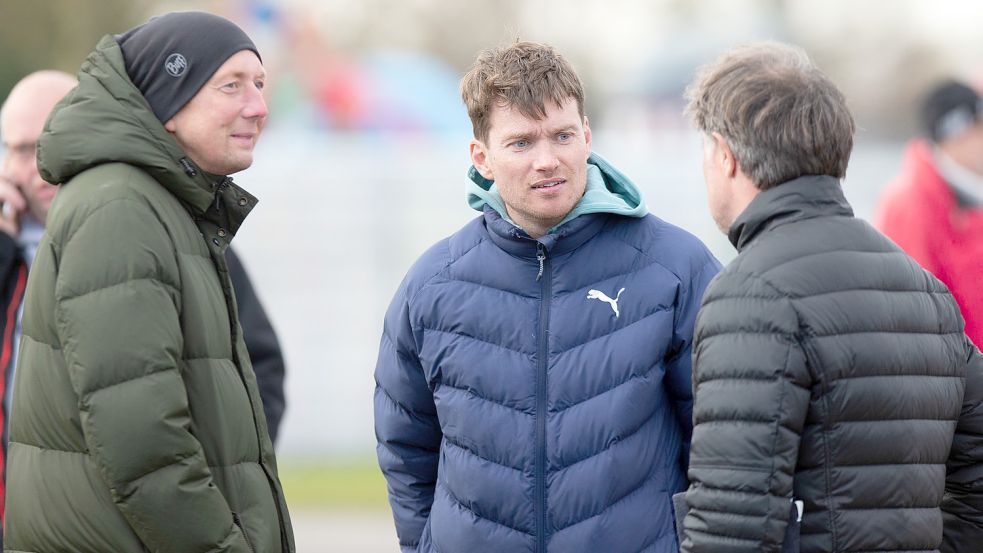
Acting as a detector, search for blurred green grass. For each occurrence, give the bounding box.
[278,458,390,510]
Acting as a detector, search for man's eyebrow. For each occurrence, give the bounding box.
[212,69,267,82]
[548,124,579,134]
[500,131,531,143]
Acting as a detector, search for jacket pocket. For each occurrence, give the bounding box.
[232,512,257,553]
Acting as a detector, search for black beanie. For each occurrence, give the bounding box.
[116,11,261,123]
[920,80,983,143]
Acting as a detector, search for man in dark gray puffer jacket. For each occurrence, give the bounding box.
[678,41,983,553]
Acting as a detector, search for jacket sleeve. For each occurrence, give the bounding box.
[681,271,812,553]
[941,339,983,552]
[665,257,721,473]
[53,200,250,553]
[374,279,441,553]
[225,247,286,444]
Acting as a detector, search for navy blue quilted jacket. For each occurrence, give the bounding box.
[375,154,720,552]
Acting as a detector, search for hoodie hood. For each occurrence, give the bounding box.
[466,152,647,233]
[37,34,222,217]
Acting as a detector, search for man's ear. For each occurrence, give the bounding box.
[711,132,737,178]
[583,115,592,158]
[470,139,493,180]
[164,117,177,133]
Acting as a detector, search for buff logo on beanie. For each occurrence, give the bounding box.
[116,11,261,123]
[164,53,188,77]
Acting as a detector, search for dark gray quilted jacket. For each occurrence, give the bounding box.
[680,175,983,553]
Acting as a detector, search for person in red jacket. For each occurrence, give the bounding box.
[875,80,983,347]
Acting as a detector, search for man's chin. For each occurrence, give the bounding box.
[711,210,735,235]
[215,156,255,176]
[230,153,256,174]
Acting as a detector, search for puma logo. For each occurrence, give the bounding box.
[587,287,625,318]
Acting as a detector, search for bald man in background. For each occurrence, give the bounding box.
[0,71,76,543]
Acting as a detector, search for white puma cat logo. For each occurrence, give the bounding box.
[587,287,625,318]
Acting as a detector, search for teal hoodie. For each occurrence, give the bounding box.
[466,152,648,233]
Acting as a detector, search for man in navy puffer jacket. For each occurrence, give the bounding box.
[374,41,720,553]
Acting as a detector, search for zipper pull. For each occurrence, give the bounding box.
[179,157,197,177]
[214,177,231,211]
[536,244,546,282]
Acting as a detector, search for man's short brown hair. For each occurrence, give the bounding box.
[685,42,855,190]
[461,41,585,143]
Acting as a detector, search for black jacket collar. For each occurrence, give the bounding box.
[728,175,854,252]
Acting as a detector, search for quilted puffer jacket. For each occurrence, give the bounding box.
[681,175,983,553]
[4,35,293,553]
[375,155,720,552]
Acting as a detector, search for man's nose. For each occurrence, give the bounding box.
[532,142,559,172]
[243,85,269,119]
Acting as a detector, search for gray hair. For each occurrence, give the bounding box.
[684,42,855,190]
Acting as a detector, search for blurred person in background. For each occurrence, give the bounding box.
[679,42,983,553]
[875,80,983,349]
[0,69,76,550]
[374,40,720,552]
[225,248,287,444]
[4,11,294,553]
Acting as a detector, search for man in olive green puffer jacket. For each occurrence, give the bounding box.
[4,11,294,553]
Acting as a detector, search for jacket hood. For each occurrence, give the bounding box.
[37,34,222,217]
[728,175,854,251]
[466,152,647,233]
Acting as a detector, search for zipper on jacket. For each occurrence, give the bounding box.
[179,157,197,177]
[214,177,232,211]
[535,242,551,553]
[232,512,257,553]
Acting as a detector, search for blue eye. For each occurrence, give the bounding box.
[513,139,529,149]
[557,133,571,141]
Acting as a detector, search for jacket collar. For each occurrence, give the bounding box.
[482,204,609,259]
[728,175,854,251]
